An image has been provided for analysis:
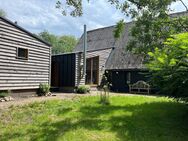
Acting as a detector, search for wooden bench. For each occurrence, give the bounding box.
[129,81,150,94]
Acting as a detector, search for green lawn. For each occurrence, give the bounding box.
[0,95,188,141]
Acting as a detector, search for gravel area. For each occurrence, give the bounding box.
[0,92,156,110]
[0,93,86,110]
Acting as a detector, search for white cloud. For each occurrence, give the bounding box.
[0,0,187,38]
[170,0,188,13]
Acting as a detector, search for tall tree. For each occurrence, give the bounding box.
[0,9,6,17]
[38,31,77,54]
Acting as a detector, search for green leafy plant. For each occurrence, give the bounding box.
[38,83,50,96]
[147,33,188,98]
[76,85,90,94]
[0,90,10,98]
[113,19,125,39]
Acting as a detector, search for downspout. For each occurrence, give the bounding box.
[83,25,87,85]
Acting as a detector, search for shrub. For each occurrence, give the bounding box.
[147,33,188,98]
[76,85,90,94]
[38,83,50,96]
[0,90,10,98]
[99,73,111,105]
[99,85,110,105]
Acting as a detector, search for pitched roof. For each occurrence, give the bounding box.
[74,21,134,52]
[74,21,142,70]
[105,48,145,70]
[0,16,51,46]
[74,11,188,70]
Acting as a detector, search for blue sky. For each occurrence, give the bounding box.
[0,0,187,38]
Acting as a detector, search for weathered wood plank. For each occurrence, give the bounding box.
[0,79,48,83]
[0,69,48,75]
[0,38,50,54]
[0,32,49,49]
[0,17,51,91]
[0,55,50,65]
[0,77,48,80]
[0,24,43,42]
[0,59,49,68]
[0,66,49,72]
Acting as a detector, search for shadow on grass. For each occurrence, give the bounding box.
[1,100,188,141]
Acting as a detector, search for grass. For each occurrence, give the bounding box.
[0,95,188,141]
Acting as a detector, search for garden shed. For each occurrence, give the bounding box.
[0,16,51,94]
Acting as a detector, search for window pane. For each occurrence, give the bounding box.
[17,48,28,59]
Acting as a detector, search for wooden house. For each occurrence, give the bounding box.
[51,22,146,92]
[0,16,51,94]
[51,11,188,92]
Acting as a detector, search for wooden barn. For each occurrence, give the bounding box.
[51,11,188,92]
[51,22,147,92]
[0,16,51,94]
[75,23,147,92]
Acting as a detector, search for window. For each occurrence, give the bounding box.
[17,48,28,60]
[127,72,131,84]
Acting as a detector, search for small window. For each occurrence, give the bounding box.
[17,48,28,60]
[127,72,131,84]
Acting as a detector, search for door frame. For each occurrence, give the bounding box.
[86,56,99,85]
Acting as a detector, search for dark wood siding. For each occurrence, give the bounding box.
[106,70,149,92]
[0,18,51,91]
[51,53,76,87]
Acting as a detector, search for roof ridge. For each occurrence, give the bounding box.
[86,11,188,34]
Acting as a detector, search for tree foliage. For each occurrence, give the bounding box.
[56,0,87,17]
[0,9,6,17]
[56,0,188,54]
[113,19,125,39]
[147,33,188,97]
[108,0,188,54]
[38,31,77,54]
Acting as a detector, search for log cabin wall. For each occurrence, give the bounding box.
[75,48,112,86]
[0,17,51,91]
[75,52,85,86]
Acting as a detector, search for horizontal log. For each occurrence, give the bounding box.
[0,38,50,54]
[0,22,34,38]
[0,73,49,77]
[0,80,48,84]
[0,25,46,45]
[0,77,49,80]
[0,46,16,53]
[0,32,50,49]
[0,26,42,44]
[0,58,50,69]
[0,66,49,72]
[0,69,48,75]
[0,86,39,90]
[29,52,50,60]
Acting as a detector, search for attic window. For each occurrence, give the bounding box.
[17,48,28,60]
